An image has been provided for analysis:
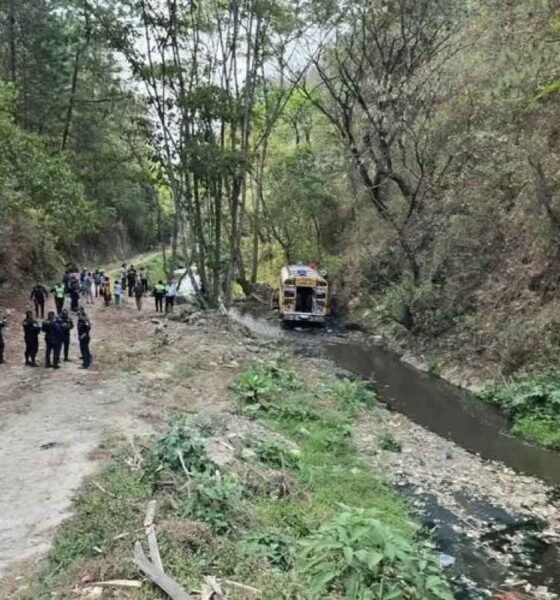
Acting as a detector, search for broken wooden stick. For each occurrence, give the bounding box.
[91,579,142,589]
[133,541,191,600]
[143,499,164,573]
[201,576,226,600]
[222,579,260,598]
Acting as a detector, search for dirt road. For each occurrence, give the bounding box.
[0,290,157,578]
[0,259,266,586]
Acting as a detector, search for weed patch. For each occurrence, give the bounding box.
[478,371,560,449]
[301,506,453,599]
[378,432,402,453]
[182,471,243,533]
[253,439,301,470]
[328,377,377,415]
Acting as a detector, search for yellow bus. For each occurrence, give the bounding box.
[277,265,329,327]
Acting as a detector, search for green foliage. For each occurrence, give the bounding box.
[182,471,242,533]
[254,439,301,470]
[243,531,293,570]
[300,506,453,600]
[378,433,402,453]
[232,363,303,418]
[479,372,560,449]
[0,80,94,279]
[382,281,458,337]
[144,416,212,477]
[328,377,377,415]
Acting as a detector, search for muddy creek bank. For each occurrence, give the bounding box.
[230,307,560,597]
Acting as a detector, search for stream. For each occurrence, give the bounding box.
[229,307,560,598]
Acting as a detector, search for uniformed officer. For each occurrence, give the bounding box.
[59,309,75,362]
[22,310,41,366]
[30,284,49,319]
[0,311,6,364]
[77,313,92,369]
[51,283,66,315]
[42,311,62,369]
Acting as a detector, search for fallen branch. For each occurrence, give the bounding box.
[134,541,192,600]
[202,576,226,600]
[250,293,268,306]
[144,500,164,573]
[91,480,116,498]
[92,579,142,589]
[222,578,260,597]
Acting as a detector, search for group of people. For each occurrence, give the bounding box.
[94,263,177,314]
[0,288,92,369]
[0,261,182,368]
[97,264,149,310]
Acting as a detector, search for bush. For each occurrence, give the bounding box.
[232,364,303,418]
[328,378,377,415]
[478,371,560,448]
[144,416,212,478]
[382,281,457,338]
[300,506,453,600]
[243,531,293,570]
[254,439,300,471]
[378,433,402,453]
[182,471,242,533]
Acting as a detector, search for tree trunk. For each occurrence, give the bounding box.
[8,0,16,83]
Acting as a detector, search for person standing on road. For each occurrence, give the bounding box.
[68,273,81,313]
[30,283,48,319]
[120,264,127,294]
[22,310,41,367]
[114,279,123,307]
[51,282,66,315]
[140,267,149,293]
[93,270,102,297]
[78,312,92,369]
[0,311,6,364]
[83,272,94,304]
[100,276,111,307]
[59,309,74,362]
[165,279,177,314]
[133,279,144,311]
[127,265,137,297]
[42,311,62,369]
[153,280,166,312]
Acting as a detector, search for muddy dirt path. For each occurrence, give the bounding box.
[0,291,157,578]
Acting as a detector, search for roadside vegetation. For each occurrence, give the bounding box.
[479,373,560,450]
[26,362,453,599]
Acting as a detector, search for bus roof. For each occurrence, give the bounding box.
[281,264,326,283]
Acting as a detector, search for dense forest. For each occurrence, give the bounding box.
[1,0,560,376]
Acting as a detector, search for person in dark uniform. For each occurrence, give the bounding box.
[78,312,92,369]
[59,309,74,362]
[42,311,62,369]
[0,311,6,364]
[127,265,137,297]
[30,284,49,319]
[68,275,81,312]
[22,310,41,366]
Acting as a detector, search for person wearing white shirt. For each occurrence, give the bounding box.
[165,280,177,313]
